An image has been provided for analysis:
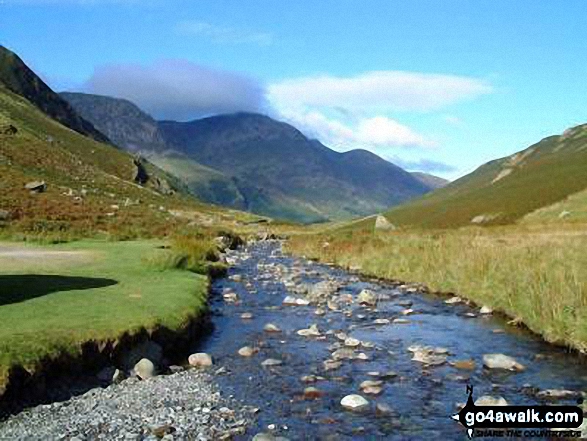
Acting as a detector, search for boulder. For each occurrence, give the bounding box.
[358,289,377,306]
[303,387,324,400]
[297,324,321,337]
[0,209,9,221]
[483,354,525,371]
[408,345,448,366]
[536,389,582,400]
[122,341,163,372]
[132,157,149,185]
[2,124,17,135]
[24,181,47,193]
[238,346,256,357]
[475,396,508,406]
[261,358,283,367]
[264,323,281,333]
[188,352,213,368]
[133,358,156,380]
[341,394,369,411]
[480,305,493,314]
[374,215,396,231]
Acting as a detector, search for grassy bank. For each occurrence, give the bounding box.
[0,238,217,390]
[287,224,587,352]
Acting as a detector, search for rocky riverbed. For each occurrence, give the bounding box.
[0,369,251,440]
[1,240,587,440]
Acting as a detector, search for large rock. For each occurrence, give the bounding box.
[122,341,163,372]
[358,289,377,306]
[341,394,369,411]
[0,209,9,221]
[475,396,508,406]
[375,215,396,231]
[132,157,149,185]
[188,353,213,368]
[133,358,156,380]
[483,354,525,372]
[408,345,448,366]
[24,181,47,193]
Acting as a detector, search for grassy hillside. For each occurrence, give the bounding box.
[145,152,246,209]
[0,46,108,143]
[411,172,449,189]
[0,84,258,240]
[384,123,587,228]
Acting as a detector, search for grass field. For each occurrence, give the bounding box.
[0,239,211,390]
[287,222,587,352]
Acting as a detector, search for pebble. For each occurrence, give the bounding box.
[264,323,282,333]
[341,394,369,411]
[483,354,525,372]
[0,370,250,439]
[238,346,256,357]
[475,396,508,406]
[261,359,283,367]
[188,353,213,368]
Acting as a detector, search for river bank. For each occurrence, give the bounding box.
[2,240,587,439]
[287,225,587,352]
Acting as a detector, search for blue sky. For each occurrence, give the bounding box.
[1,0,587,180]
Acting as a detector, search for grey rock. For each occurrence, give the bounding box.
[133,358,156,380]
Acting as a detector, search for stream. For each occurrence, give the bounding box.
[198,241,587,440]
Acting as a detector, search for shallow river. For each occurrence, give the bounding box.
[198,241,587,440]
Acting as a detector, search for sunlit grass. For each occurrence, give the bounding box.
[0,239,211,390]
[287,224,587,351]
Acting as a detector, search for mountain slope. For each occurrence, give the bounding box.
[60,92,250,211]
[383,123,587,228]
[0,46,109,143]
[0,55,258,239]
[158,113,433,222]
[411,172,449,189]
[60,92,167,152]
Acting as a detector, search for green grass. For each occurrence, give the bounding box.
[0,239,210,389]
[287,224,587,352]
[383,124,587,229]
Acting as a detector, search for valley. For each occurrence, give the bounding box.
[2,7,587,437]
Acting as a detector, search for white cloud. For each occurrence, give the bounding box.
[83,59,268,121]
[267,70,491,151]
[176,21,273,46]
[277,109,435,150]
[268,71,491,113]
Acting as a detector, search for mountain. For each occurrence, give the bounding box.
[411,172,449,189]
[158,113,433,222]
[0,48,258,238]
[60,92,435,223]
[60,92,248,209]
[60,92,167,152]
[383,123,587,228]
[0,46,109,143]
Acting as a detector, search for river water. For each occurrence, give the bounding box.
[198,241,587,440]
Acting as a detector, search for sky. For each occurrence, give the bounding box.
[1,0,587,180]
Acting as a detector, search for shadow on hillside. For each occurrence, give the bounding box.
[0,275,118,306]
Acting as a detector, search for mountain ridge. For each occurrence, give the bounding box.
[62,93,437,223]
[0,46,109,143]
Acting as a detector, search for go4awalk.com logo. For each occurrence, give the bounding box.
[452,385,584,438]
